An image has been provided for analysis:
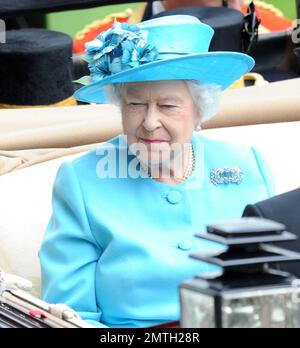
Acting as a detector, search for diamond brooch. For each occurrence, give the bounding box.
[210,167,243,186]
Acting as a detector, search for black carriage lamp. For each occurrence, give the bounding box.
[180,218,300,328]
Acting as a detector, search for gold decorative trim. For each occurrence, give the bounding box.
[0,96,77,109]
[75,8,133,41]
[244,0,284,18]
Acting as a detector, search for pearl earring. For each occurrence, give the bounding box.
[195,124,202,132]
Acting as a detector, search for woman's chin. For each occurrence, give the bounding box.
[143,153,172,167]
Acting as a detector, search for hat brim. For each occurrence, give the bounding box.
[74,52,254,104]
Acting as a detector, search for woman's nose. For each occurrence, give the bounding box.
[143,105,161,132]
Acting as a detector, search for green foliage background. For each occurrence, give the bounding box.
[47,2,142,38]
[47,1,297,38]
[270,0,296,19]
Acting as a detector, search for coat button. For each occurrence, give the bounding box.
[166,190,182,204]
[177,239,193,251]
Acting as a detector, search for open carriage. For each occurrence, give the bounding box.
[0,0,300,328]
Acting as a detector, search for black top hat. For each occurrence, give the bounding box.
[151,6,245,53]
[0,28,76,107]
[0,0,115,17]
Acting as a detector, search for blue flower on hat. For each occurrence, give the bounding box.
[85,21,159,81]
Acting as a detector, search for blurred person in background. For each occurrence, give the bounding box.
[73,0,293,54]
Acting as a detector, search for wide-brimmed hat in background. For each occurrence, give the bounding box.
[74,15,255,104]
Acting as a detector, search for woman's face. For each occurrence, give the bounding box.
[121,80,199,164]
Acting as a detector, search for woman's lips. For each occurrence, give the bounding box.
[139,138,168,144]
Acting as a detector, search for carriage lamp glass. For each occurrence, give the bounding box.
[180,218,300,328]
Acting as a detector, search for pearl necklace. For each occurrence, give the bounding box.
[139,144,195,184]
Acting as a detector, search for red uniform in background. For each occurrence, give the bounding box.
[73,1,294,54]
[241,1,293,33]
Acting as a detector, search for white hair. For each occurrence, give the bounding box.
[185,80,221,122]
[104,80,221,122]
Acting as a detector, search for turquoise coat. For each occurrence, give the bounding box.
[40,134,275,328]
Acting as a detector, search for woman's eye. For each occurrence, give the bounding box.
[161,104,176,109]
[129,102,145,106]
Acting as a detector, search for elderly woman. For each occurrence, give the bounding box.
[40,15,275,328]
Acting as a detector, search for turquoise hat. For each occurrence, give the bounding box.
[74,15,255,104]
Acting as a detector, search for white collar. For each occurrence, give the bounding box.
[152,1,166,15]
